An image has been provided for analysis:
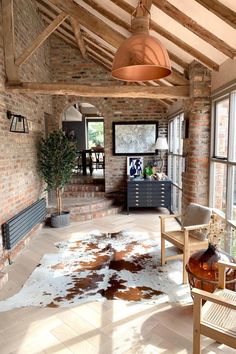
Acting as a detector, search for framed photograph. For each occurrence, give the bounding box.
[113,121,158,155]
[127,156,144,176]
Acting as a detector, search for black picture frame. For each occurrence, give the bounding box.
[112,121,158,156]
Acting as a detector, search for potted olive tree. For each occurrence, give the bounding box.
[38,130,77,227]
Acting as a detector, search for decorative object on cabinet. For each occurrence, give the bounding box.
[155,137,168,174]
[113,121,158,155]
[127,156,143,177]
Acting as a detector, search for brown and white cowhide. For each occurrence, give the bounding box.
[0,231,191,311]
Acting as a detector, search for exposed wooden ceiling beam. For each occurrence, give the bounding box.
[87,53,112,72]
[135,81,169,108]
[70,17,87,58]
[15,12,68,66]
[83,35,114,59]
[110,0,219,71]
[37,1,74,34]
[195,0,236,30]
[85,42,114,62]
[152,0,236,58]
[2,0,19,82]
[82,0,130,31]
[47,0,125,49]
[87,47,113,68]
[52,30,78,49]
[41,13,77,44]
[168,52,189,71]
[165,70,188,86]
[6,82,190,99]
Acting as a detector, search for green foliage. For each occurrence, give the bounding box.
[38,130,77,192]
[144,166,153,176]
[87,121,104,148]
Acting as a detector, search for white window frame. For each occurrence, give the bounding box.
[210,87,236,255]
[168,113,184,213]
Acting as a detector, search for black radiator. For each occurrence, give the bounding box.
[2,198,46,250]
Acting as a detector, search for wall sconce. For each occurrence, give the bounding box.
[7,111,29,133]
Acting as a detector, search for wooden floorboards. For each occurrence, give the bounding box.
[0,209,235,353]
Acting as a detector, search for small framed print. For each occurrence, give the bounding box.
[127,156,143,177]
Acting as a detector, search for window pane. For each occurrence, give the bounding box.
[214,98,229,158]
[179,114,184,155]
[174,156,179,185]
[169,121,174,153]
[168,155,173,180]
[232,166,236,222]
[229,92,236,162]
[220,225,236,257]
[87,121,104,149]
[213,162,227,214]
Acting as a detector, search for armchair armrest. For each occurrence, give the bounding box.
[182,223,210,231]
[218,260,236,271]
[192,288,236,310]
[159,214,182,234]
[217,261,236,289]
[159,214,182,220]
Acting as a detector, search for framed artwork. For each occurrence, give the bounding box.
[127,156,144,177]
[112,121,158,155]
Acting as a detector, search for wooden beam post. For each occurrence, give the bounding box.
[5,82,190,99]
[15,12,68,66]
[48,0,125,49]
[152,0,236,59]
[2,0,19,83]
[70,17,87,58]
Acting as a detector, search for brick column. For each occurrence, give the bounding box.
[182,61,211,210]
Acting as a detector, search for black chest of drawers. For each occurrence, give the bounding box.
[127,178,171,214]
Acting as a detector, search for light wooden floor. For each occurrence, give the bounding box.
[0,209,234,354]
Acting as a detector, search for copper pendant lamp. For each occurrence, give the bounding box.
[112,1,171,82]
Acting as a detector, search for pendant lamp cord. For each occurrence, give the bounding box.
[132,1,151,19]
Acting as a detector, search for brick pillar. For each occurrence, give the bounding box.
[182,61,211,210]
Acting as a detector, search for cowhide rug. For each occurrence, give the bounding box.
[0,230,191,311]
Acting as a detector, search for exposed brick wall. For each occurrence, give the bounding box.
[50,36,168,198]
[0,0,53,267]
[182,61,211,209]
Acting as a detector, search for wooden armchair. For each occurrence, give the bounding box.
[192,261,236,353]
[160,203,212,284]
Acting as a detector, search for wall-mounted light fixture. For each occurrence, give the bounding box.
[7,111,29,133]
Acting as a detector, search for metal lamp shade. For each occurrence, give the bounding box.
[10,115,29,133]
[112,33,171,82]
